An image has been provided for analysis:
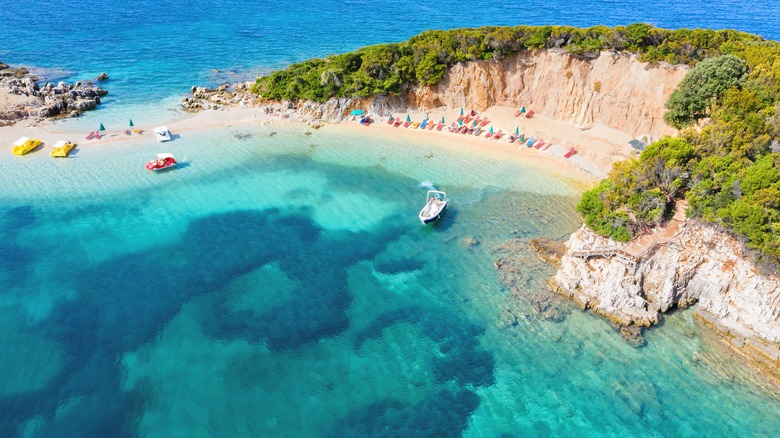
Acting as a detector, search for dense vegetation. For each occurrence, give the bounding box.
[577,39,780,270]
[251,24,764,102]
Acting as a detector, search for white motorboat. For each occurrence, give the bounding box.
[154,126,171,142]
[419,190,447,224]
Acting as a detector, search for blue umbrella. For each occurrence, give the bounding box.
[350,109,364,116]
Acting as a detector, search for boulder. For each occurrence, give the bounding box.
[95,72,109,81]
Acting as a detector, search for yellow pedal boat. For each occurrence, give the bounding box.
[12,136,43,155]
[50,140,75,157]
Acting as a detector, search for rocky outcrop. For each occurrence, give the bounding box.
[0,61,108,126]
[551,220,780,377]
[186,50,686,140]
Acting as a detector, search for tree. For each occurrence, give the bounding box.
[664,54,748,128]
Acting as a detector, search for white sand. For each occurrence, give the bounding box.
[0,104,638,183]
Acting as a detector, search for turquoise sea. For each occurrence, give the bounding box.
[3,1,780,436]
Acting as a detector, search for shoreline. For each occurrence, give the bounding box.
[0,102,636,185]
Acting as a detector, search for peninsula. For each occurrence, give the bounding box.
[189,24,780,383]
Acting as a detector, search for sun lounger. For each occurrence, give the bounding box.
[526,136,536,147]
[525,110,535,118]
[427,121,434,130]
[85,131,96,140]
[436,122,444,131]
[493,130,504,140]
[479,119,489,127]
[514,108,522,117]
[420,119,428,129]
[387,116,394,125]
[564,147,577,158]
[485,130,494,139]
[535,139,545,149]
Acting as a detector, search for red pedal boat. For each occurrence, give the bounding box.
[146,153,177,171]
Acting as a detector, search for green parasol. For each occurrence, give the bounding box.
[406,115,411,122]
[489,126,493,133]
[460,108,464,115]
[520,106,526,113]
[515,126,519,135]
[441,116,445,123]
[129,119,134,127]
[98,122,105,131]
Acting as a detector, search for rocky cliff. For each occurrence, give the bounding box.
[412,50,687,140]
[191,50,687,141]
[551,219,780,378]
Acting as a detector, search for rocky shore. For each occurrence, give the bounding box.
[0,60,108,127]
[547,218,780,383]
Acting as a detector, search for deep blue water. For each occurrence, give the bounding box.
[2,1,780,437]
[1,0,778,111]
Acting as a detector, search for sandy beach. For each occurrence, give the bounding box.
[0,103,637,184]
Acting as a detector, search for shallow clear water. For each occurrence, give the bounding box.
[2,126,780,436]
[3,1,780,436]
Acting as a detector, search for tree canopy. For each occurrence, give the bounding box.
[664,54,748,128]
[251,24,764,102]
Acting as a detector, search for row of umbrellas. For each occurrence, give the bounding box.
[97,119,134,132]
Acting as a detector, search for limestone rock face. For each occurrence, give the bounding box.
[192,50,686,139]
[418,51,686,139]
[553,222,780,343]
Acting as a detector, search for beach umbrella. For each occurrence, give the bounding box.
[460,108,464,115]
[458,118,463,126]
[489,126,494,133]
[98,122,105,131]
[515,126,519,135]
[520,134,525,143]
[406,115,411,122]
[129,119,134,127]
[441,116,445,123]
[520,106,526,114]
[472,120,477,127]
[350,109,364,116]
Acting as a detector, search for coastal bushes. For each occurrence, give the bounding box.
[577,38,780,269]
[664,54,748,128]
[251,24,763,102]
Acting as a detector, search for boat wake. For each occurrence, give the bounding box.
[418,181,436,190]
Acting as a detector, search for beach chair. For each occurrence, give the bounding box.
[387,116,394,125]
[535,139,545,149]
[85,131,96,140]
[564,147,577,158]
[436,122,444,131]
[479,119,489,127]
[420,119,428,129]
[493,130,504,140]
[394,118,402,127]
[525,109,535,118]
